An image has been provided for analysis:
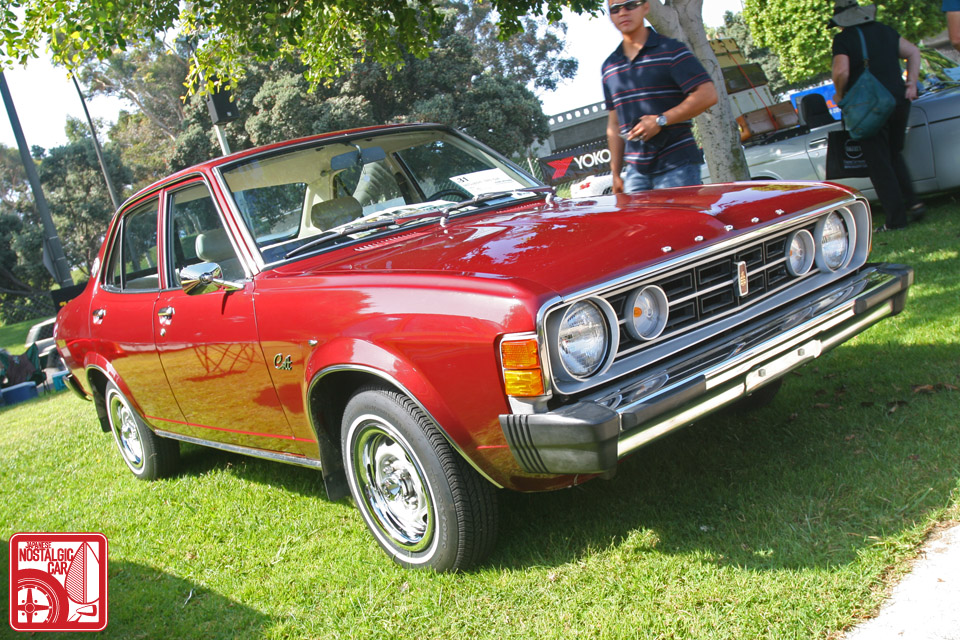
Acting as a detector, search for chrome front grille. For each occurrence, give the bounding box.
[604,223,815,362]
[538,198,873,398]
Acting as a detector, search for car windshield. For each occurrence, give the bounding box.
[217,127,542,264]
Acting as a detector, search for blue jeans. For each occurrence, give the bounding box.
[623,162,703,192]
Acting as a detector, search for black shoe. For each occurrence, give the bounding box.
[908,203,926,222]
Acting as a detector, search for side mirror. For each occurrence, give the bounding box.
[180,262,244,295]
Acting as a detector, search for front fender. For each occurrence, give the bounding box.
[303,336,516,488]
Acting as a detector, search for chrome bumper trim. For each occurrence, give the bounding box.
[499,263,912,475]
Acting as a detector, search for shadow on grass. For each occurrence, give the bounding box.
[174,443,331,501]
[1,545,273,639]
[492,339,959,573]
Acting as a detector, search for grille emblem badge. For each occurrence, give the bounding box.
[736,261,749,297]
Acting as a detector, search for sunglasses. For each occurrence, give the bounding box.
[609,0,646,15]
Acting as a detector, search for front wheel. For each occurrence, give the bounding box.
[342,386,498,571]
[105,381,179,480]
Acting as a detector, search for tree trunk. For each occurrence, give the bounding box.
[646,0,750,182]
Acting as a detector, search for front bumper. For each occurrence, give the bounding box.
[500,263,913,475]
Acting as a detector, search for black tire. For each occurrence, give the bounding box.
[341,386,498,571]
[736,377,784,411]
[14,569,69,627]
[105,381,179,480]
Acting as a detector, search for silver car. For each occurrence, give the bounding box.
[740,83,960,201]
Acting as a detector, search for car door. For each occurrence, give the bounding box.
[89,195,186,425]
[152,179,301,453]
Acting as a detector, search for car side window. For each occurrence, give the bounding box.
[167,182,244,286]
[103,197,160,292]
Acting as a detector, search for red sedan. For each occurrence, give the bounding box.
[55,124,913,571]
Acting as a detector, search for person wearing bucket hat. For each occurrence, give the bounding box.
[830,0,924,231]
[829,0,877,27]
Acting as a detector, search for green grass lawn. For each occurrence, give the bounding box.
[2,194,958,639]
[0,317,42,353]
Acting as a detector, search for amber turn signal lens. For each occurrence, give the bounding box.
[500,339,540,369]
[503,369,545,397]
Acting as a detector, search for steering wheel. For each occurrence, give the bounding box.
[425,188,469,202]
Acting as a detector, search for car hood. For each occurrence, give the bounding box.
[272,182,852,297]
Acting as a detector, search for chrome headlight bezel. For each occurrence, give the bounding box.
[625,285,669,341]
[553,298,618,381]
[785,229,815,277]
[815,208,856,272]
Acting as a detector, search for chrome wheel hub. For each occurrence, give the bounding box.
[352,420,434,552]
[110,393,143,468]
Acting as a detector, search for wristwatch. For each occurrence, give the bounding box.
[656,114,668,127]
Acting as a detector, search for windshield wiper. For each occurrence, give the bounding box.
[438,187,554,225]
[283,210,447,260]
[284,187,553,260]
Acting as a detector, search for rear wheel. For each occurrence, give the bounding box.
[105,381,179,479]
[342,386,498,571]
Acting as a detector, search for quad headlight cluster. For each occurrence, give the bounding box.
[549,207,860,383]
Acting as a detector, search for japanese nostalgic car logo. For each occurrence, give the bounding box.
[736,261,749,297]
[273,354,293,370]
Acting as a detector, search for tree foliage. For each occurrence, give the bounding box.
[76,39,190,140]
[407,75,550,156]
[0,0,600,97]
[166,7,554,169]
[38,139,131,274]
[745,0,945,83]
[444,1,578,92]
[0,145,49,294]
[107,111,176,190]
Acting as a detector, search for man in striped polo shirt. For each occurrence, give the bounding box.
[602,0,717,193]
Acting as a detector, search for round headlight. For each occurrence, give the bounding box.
[786,229,815,277]
[557,301,609,378]
[625,285,669,340]
[817,211,850,271]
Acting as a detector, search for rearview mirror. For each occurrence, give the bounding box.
[330,146,387,172]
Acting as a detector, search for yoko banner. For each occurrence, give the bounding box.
[538,140,611,185]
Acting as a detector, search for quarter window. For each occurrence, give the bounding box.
[103,198,160,291]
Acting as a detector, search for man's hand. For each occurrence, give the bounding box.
[612,172,625,194]
[627,115,663,142]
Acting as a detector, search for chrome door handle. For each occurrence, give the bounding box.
[92,309,106,320]
[157,307,175,319]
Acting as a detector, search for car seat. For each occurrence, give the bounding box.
[311,196,362,230]
[195,229,243,281]
[800,94,835,129]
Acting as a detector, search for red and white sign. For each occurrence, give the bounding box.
[9,532,108,632]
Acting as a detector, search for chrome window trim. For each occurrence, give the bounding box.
[161,175,256,289]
